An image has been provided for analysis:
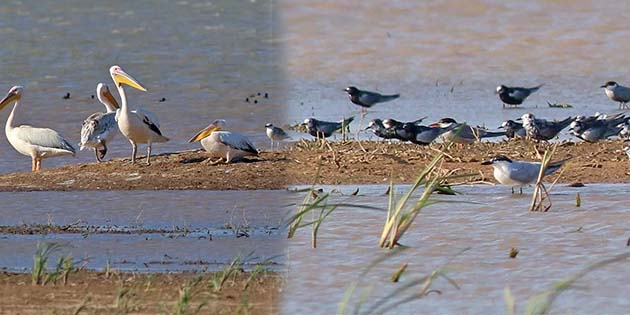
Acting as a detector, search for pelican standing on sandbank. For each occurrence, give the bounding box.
[188,119,258,163]
[0,86,75,171]
[80,83,119,162]
[109,65,169,165]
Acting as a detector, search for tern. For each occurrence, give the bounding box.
[0,86,75,171]
[365,119,401,140]
[520,113,573,141]
[430,118,506,144]
[499,120,526,138]
[495,84,543,108]
[481,155,568,194]
[344,86,399,109]
[265,123,290,151]
[569,113,625,142]
[304,117,354,138]
[601,81,630,109]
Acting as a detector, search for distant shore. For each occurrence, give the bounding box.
[0,140,627,191]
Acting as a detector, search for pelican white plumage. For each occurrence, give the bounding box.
[109,65,169,165]
[0,86,75,171]
[188,119,258,163]
[80,83,119,162]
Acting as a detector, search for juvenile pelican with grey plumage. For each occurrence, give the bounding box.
[189,119,258,163]
[0,86,75,171]
[481,155,569,194]
[80,83,119,162]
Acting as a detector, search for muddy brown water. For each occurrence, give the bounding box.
[0,190,290,272]
[283,184,630,314]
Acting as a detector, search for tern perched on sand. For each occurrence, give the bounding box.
[0,86,75,171]
[265,123,290,151]
[569,113,625,142]
[189,119,258,163]
[365,119,401,140]
[520,113,573,141]
[80,83,119,162]
[499,120,526,138]
[481,155,569,194]
[495,84,543,108]
[601,81,630,109]
[304,117,354,138]
[344,86,399,109]
[430,118,506,144]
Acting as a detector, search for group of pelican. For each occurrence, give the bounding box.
[0,65,258,172]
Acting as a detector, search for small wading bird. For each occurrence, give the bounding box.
[569,113,625,142]
[495,84,543,108]
[304,117,354,138]
[265,123,290,151]
[601,81,630,109]
[520,113,573,141]
[430,118,505,144]
[499,120,526,139]
[365,119,401,140]
[80,83,119,162]
[189,119,258,163]
[481,155,569,194]
[344,86,399,110]
[0,86,75,171]
[109,65,169,165]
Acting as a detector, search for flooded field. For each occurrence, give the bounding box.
[0,190,289,272]
[283,184,630,314]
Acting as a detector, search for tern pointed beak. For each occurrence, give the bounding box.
[480,160,493,165]
[429,122,439,127]
[111,67,147,92]
[497,125,503,129]
[600,84,607,88]
[188,124,220,143]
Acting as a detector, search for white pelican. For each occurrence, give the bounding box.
[0,86,75,171]
[188,119,258,163]
[109,65,169,165]
[79,83,119,162]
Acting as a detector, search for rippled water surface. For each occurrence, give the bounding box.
[0,0,283,173]
[0,190,289,272]
[281,1,630,141]
[282,184,630,314]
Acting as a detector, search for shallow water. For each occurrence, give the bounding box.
[281,1,630,141]
[283,184,630,314]
[0,0,283,173]
[0,190,289,272]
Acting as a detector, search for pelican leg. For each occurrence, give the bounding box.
[146,143,152,166]
[35,158,42,171]
[31,158,36,172]
[130,141,137,164]
[225,152,232,164]
[511,187,514,194]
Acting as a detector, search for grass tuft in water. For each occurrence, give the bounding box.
[32,242,64,285]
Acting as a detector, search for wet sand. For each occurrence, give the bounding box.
[0,270,281,315]
[0,140,629,191]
